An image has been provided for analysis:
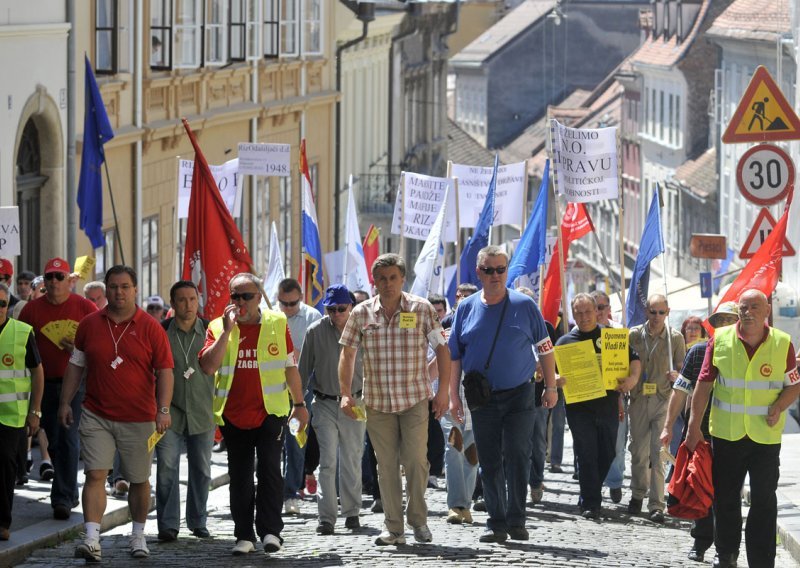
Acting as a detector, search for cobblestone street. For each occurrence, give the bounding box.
[14,444,798,567]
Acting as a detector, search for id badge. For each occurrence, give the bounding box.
[184,367,195,380]
[399,313,417,329]
[643,382,657,395]
[110,356,123,370]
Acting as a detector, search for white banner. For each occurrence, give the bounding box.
[237,142,291,176]
[450,161,526,228]
[323,249,345,287]
[552,120,618,202]
[390,173,457,242]
[178,158,242,219]
[0,207,20,256]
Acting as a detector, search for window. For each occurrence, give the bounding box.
[263,0,279,57]
[175,0,202,68]
[302,0,322,55]
[96,228,117,277]
[141,215,159,299]
[150,0,172,69]
[280,0,298,56]
[96,0,132,74]
[231,0,260,61]
[204,0,227,65]
[668,93,674,145]
[280,176,293,273]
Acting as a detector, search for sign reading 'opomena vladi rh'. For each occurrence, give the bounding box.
[552,120,618,203]
[237,142,291,176]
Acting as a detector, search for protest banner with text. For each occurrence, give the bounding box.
[552,120,618,203]
[450,161,526,228]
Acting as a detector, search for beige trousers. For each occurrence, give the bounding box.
[628,394,668,512]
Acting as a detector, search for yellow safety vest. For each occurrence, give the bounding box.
[0,319,33,428]
[209,311,290,426]
[710,325,789,444]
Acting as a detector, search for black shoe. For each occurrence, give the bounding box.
[473,499,487,512]
[549,464,564,474]
[581,509,600,520]
[478,529,507,543]
[371,498,383,513]
[158,529,178,542]
[572,472,579,480]
[345,516,360,529]
[16,475,28,486]
[627,498,642,514]
[609,488,622,503]
[507,526,529,540]
[316,522,334,535]
[192,528,211,538]
[39,462,54,482]
[712,553,738,568]
[26,458,33,473]
[687,544,709,562]
[53,504,71,520]
[648,510,665,523]
[212,440,226,453]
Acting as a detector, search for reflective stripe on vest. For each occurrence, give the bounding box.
[715,376,784,391]
[0,319,34,428]
[0,391,30,403]
[259,360,286,372]
[712,397,770,416]
[0,369,29,379]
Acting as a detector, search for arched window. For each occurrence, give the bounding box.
[16,119,46,273]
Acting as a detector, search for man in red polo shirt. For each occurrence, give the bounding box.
[19,257,97,519]
[58,265,174,562]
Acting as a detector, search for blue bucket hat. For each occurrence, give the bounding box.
[322,284,353,307]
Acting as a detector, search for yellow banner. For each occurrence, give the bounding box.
[554,340,606,404]
[74,256,96,281]
[601,328,629,390]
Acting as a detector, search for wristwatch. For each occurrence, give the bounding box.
[293,402,306,408]
[545,386,558,393]
[29,409,42,418]
[159,407,170,415]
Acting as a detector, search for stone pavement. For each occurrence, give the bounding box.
[9,434,800,567]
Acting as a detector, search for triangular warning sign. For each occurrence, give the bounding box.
[722,66,800,143]
[739,208,795,259]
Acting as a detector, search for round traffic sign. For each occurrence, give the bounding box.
[736,144,795,206]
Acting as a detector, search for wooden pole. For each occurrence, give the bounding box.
[102,160,125,266]
[616,131,627,327]
[399,172,406,258]
[454,176,462,286]
[521,158,530,232]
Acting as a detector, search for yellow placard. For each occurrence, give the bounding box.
[40,319,79,349]
[147,430,164,453]
[399,313,417,329]
[295,429,308,448]
[553,340,606,404]
[643,382,657,396]
[601,328,629,390]
[74,256,96,281]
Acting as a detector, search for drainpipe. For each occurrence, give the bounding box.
[333,2,372,248]
[66,0,76,261]
[134,0,143,285]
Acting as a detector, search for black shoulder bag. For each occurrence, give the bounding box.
[462,294,509,411]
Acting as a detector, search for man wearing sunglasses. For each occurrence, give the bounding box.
[448,246,557,544]
[298,284,364,536]
[19,257,98,521]
[627,294,685,523]
[200,273,308,557]
[276,278,322,515]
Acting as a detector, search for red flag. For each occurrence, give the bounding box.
[362,224,380,286]
[181,118,253,320]
[540,203,593,324]
[705,209,788,335]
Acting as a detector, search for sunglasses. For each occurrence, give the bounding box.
[231,292,258,302]
[279,299,300,307]
[0,300,8,308]
[326,306,349,313]
[649,310,667,316]
[478,266,507,275]
[596,304,609,310]
[44,272,66,281]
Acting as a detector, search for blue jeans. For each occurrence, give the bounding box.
[529,405,548,487]
[471,381,535,532]
[283,390,313,500]
[549,389,566,466]
[155,427,214,532]
[440,413,478,509]
[604,396,628,489]
[41,380,82,509]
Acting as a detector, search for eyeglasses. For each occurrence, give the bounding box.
[0,300,8,308]
[279,299,300,307]
[326,306,349,313]
[231,292,258,302]
[38,288,46,294]
[478,266,507,275]
[596,304,609,311]
[44,272,66,281]
[648,310,667,316]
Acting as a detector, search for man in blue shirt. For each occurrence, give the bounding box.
[448,246,556,543]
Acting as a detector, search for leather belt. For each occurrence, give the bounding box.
[313,389,362,402]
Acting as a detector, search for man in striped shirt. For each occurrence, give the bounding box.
[339,253,450,547]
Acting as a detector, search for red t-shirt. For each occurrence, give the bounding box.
[698,324,797,383]
[75,307,174,422]
[201,322,294,430]
[19,294,97,378]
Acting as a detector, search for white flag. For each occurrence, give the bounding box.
[344,178,371,295]
[410,185,449,298]
[262,221,285,307]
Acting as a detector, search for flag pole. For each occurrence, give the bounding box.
[344,174,353,279]
[548,118,568,334]
[399,172,406,258]
[521,159,529,232]
[616,132,627,327]
[658,187,673,371]
[102,160,125,265]
[454,176,462,286]
[445,161,453,299]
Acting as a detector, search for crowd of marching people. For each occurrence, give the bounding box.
[0,247,797,568]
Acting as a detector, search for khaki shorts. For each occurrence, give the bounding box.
[79,407,155,484]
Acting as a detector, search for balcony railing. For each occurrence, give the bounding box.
[354,168,402,217]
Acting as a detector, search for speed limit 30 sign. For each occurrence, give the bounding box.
[736,144,795,205]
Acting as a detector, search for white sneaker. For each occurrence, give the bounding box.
[375,530,406,545]
[409,523,433,543]
[232,539,255,555]
[129,533,149,558]
[262,534,282,554]
[283,498,300,515]
[75,538,102,562]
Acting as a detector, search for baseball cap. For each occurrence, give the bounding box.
[146,295,165,309]
[322,284,353,307]
[18,270,35,282]
[708,301,739,327]
[0,259,13,278]
[44,258,70,275]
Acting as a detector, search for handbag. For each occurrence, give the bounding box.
[462,294,509,411]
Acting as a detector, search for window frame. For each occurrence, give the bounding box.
[96,228,117,278]
[150,0,173,70]
[95,0,118,74]
[263,0,279,58]
[230,0,261,61]
[96,0,132,75]
[141,215,160,299]
[174,0,203,69]
[204,0,228,67]
[301,0,322,56]
[279,0,298,57]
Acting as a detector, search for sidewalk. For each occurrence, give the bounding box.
[0,447,230,568]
